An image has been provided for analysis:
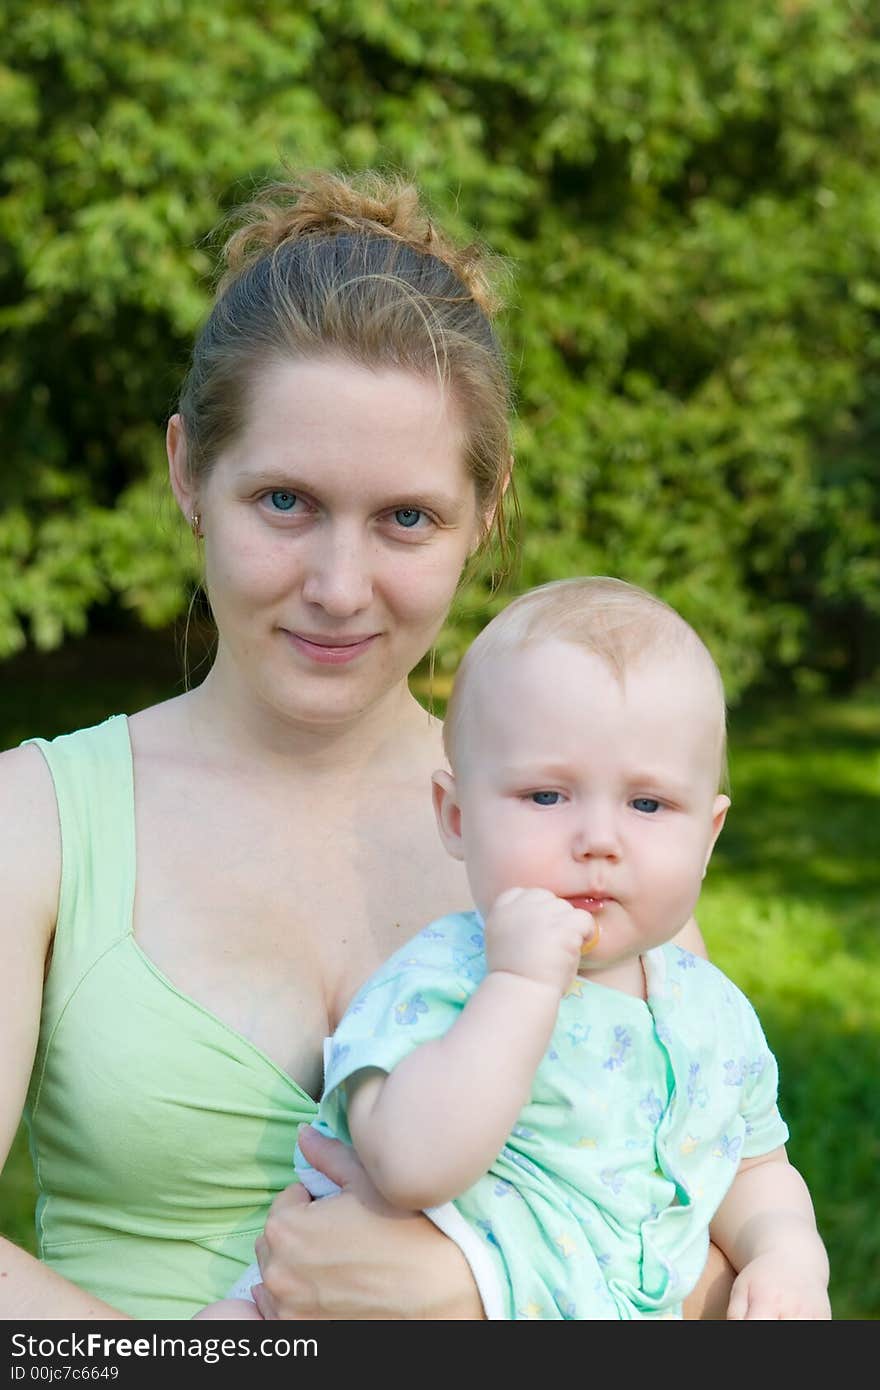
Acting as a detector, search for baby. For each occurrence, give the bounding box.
[203,576,831,1320]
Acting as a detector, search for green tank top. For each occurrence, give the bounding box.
[23,715,317,1320]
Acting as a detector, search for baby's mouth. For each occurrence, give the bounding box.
[564,895,612,913]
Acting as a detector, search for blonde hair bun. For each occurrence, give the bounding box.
[221,168,502,315]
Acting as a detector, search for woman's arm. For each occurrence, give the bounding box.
[0,747,132,1321]
[252,1127,485,1320]
[0,1241,131,1320]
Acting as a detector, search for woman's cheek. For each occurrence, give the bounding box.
[397,562,464,621]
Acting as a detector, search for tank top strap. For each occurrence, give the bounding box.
[25,714,135,975]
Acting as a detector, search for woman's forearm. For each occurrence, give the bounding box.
[348,971,559,1209]
[0,1237,131,1320]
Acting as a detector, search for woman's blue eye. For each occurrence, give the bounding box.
[632,798,661,814]
[531,791,561,806]
[270,491,298,511]
[394,508,423,528]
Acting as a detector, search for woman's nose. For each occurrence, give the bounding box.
[301,526,374,616]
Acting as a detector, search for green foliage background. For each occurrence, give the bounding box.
[2,0,880,697]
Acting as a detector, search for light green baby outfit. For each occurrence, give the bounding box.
[23,716,317,1320]
[299,911,789,1320]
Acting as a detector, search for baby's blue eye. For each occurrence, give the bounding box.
[632,798,661,814]
[531,791,561,806]
[394,508,423,528]
[270,491,298,511]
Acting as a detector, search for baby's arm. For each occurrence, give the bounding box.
[709,1147,831,1319]
[347,888,595,1211]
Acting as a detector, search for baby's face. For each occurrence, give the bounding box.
[449,639,729,973]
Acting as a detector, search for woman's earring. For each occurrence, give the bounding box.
[190,511,202,539]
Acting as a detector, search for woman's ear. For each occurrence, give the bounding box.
[431,769,465,861]
[472,454,514,552]
[503,453,514,495]
[490,452,514,524]
[167,414,196,522]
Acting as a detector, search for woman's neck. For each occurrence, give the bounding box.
[178,655,441,782]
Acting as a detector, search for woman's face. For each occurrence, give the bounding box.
[182,358,482,727]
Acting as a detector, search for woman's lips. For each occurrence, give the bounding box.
[285,632,379,665]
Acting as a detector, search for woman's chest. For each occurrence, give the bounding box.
[131,771,470,1097]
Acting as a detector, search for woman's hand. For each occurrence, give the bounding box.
[251,1126,485,1320]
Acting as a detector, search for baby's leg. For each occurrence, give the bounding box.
[192,1297,263,1320]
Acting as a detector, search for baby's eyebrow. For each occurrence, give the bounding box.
[625,772,694,798]
[497,762,696,794]
[499,761,574,781]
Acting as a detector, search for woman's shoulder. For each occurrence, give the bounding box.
[13,713,135,793]
[0,705,165,954]
[0,741,63,941]
[0,737,54,798]
[0,712,134,867]
[17,711,129,754]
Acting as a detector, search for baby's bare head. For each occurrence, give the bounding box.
[443,577,728,790]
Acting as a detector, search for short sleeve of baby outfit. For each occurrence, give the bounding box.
[726,982,790,1159]
[316,912,486,1146]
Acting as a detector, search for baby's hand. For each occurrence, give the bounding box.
[484,887,597,995]
[727,1253,831,1320]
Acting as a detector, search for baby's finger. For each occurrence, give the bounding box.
[572,909,600,955]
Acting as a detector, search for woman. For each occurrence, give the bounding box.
[0,169,727,1319]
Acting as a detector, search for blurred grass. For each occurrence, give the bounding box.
[1,629,877,1319]
[697,690,880,1321]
